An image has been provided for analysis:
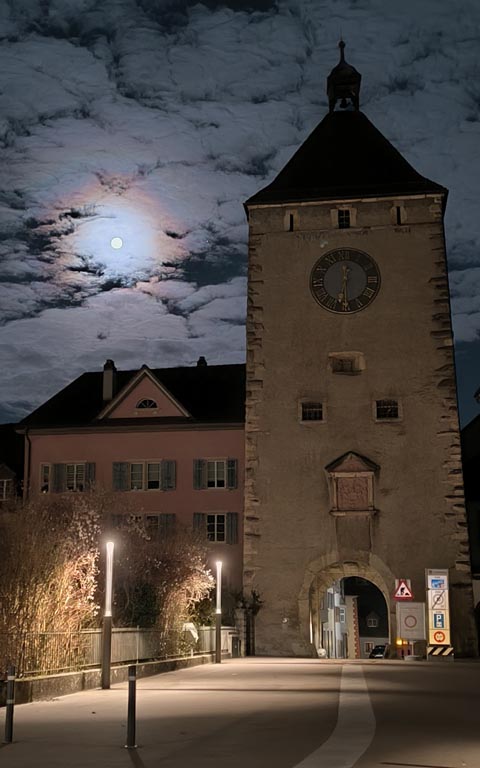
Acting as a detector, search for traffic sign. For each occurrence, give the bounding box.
[433,612,445,629]
[394,579,413,600]
[433,630,446,643]
[396,602,425,640]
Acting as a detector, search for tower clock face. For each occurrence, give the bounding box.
[310,248,381,314]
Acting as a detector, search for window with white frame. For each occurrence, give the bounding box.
[113,461,176,491]
[339,607,346,623]
[66,463,86,491]
[193,458,238,490]
[0,479,12,501]
[206,513,226,542]
[192,511,238,544]
[207,460,226,488]
[367,617,379,628]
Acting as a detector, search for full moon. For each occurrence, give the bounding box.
[110,236,123,250]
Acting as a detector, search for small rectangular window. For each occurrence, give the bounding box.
[338,209,350,229]
[376,399,399,420]
[367,617,379,628]
[396,206,402,225]
[207,513,226,542]
[301,402,323,421]
[364,641,374,653]
[339,607,346,623]
[332,358,354,373]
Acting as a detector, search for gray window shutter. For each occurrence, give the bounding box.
[52,464,66,493]
[85,463,96,489]
[226,512,238,544]
[193,459,206,489]
[160,513,176,536]
[113,462,129,491]
[193,512,206,533]
[161,460,176,490]
[227,459,238,489]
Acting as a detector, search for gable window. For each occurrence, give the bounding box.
[51,463,95,493]
[338,209,350,229]
[367,617,379,628]
[301,402,323,422]
[376,399,400,420]
[193,459,238,490]
[113,460,176,491]
[136,398,157,409]
[193,511,238,544]
[0,479,13,501]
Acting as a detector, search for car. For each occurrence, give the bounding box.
[369,644,388,659]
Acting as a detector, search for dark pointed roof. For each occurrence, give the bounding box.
[18,363,246,429]
[246,110,446,206]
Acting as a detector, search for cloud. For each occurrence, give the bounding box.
[1,0,480,421]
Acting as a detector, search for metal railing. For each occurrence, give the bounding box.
[0,626,239,678]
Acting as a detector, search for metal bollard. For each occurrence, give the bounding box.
[4,665,15,744]
[125,665,137,749]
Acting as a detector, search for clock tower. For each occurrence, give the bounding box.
[243,43,477,657]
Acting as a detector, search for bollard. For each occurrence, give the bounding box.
[4,665,15,744]
[125,664,137,749]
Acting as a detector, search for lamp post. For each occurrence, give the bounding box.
[101,540,114,689]
[215,560,222,664]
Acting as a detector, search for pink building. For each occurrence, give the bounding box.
[18,358,245,591]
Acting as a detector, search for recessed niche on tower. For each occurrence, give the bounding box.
[329,352,365,375]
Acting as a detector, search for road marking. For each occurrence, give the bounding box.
[293,664,376,768]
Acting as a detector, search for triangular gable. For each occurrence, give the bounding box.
[325,451,379,474]
[98,367,191,420]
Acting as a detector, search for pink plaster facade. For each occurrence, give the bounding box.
[25,420,244,591]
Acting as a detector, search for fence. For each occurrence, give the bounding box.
[0,626,239,678]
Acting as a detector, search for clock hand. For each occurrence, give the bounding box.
[338,265,350,310]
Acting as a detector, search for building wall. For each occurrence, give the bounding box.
[26,426,244,589]
[244,194,476,656]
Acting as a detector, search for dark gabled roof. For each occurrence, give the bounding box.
[0,423,24,476]
[245,110,446,206]
[19,363,246,429]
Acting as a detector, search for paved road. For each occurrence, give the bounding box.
[1,658,479,767]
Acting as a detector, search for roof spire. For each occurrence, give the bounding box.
[327,40,361,113]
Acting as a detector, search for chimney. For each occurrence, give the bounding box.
[102,359,117,402]
[197,356,207,367]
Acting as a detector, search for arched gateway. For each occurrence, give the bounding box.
[242,44,477,658]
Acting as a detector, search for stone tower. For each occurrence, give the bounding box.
[243,43,477,657]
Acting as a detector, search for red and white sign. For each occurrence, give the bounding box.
[433,630,446,644]
[394,579,413,600]
[396,602,425,641]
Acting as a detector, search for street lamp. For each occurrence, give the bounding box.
[101,540,114,689]
[215,560,222,664]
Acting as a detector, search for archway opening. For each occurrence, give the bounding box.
[310,575,389,659]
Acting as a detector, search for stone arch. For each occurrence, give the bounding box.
[299,550,396,654]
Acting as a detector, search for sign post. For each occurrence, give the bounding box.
[426,569,453,659]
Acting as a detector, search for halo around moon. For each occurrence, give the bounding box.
[110,236,123,250]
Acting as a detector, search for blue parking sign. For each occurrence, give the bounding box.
[433,613,445,629]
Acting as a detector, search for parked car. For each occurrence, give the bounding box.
[369,644,389,659]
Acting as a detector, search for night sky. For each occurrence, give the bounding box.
[1,0,480,426]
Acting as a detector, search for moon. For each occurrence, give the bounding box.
[110,236,123,250]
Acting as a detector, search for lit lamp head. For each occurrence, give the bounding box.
[105,541,115,618]
[215,561,222,615]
